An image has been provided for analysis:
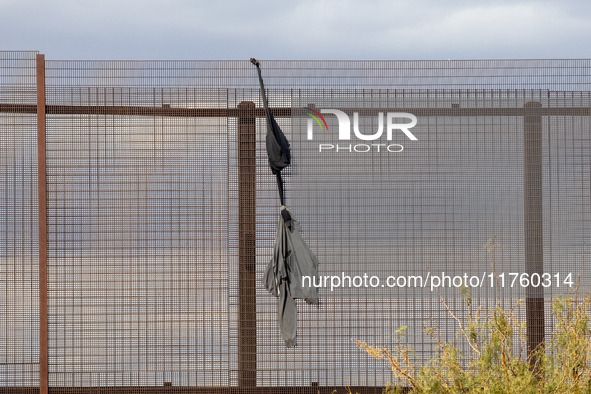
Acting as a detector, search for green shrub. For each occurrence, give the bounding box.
[354,238,591,394]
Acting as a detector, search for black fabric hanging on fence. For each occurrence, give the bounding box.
[251,58,291,205]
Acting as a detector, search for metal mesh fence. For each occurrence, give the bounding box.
[1,55,591,392]
[0,51,40,390]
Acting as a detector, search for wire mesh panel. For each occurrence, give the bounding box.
[1,57,591,392]
[44,63,232,388]
[0,51,40,390]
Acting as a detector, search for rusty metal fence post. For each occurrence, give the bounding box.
[237,101,257,387]
[524,101,545,367]
[36,53,48,394]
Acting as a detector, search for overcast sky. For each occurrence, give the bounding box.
[1,0,591,60]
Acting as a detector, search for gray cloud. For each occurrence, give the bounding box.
[1,0,590,59]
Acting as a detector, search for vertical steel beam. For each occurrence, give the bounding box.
[237,101,257,387]
[37,54,48,394]
[524,101,545,368]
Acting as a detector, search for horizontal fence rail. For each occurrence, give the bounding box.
[1,103,590,117]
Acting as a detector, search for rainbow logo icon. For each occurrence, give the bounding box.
[303,107,329,133]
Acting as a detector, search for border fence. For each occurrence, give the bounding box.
[2,51,591,393]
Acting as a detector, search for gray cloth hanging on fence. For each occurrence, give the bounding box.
[263,207,319,348]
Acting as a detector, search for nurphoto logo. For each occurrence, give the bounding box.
[303,108,418,153]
